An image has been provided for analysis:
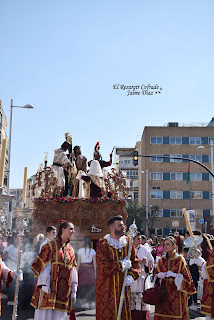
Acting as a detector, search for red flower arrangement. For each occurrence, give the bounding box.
[38,196,123,204]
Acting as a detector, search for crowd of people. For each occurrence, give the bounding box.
[1,217,214,319]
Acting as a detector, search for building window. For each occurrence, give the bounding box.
[119,160,124,164]
[170,209,183,217]
[126,170,138,179]
[169,137,182,144]
[170,228,183,234]
[209,191,212,199]
[170,155,182,162]
[195,209,203,217]
[150,191,163,199]
[150,208,163,217]
[209,137,214,144]
[170,173,183,180]
[156,228,163,236]
[208,155,214,163]
[150,155,163,162]
[150,228,163,236]
[191,191,203,199]
[150,137,163,144]
[190,173,202,181]
[189,154,202,162]
[189,137,201,145]
[150,172,163,180]
[124,160,131,164]
[170,191,183,199]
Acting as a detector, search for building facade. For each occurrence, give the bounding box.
[115,147,139,202]
[138,121,214,236]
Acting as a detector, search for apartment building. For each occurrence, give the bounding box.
[138,120,214,236]
[115,147,138,202]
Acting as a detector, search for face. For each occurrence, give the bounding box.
[62,223,74,241]
[133,236,141,248]
[47,229,57,240]
[112,220,125,237]
[94,152,100,160]
[163,239,175,253]
[210,218,214,230]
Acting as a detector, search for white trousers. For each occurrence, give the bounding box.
[34,309,67,320]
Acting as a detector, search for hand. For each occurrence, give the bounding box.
[124,275,134,286]
[71,291,76,302]
[11,270,23,281]
[42,286,51,294]
[157,272,166,279]
[142,257,147,264]
[120,257,132,271]
[166,271,177,278]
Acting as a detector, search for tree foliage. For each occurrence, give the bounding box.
[126,202,146,232]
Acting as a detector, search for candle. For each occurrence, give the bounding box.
[22,167,28,203]
[0,138,7,186]
[182,208,194,238]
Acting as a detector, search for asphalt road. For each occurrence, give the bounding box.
[0,298,206,320]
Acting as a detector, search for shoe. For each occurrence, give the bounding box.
[7,301,14,306]
[81,303,89,309]
[189,304,198,311]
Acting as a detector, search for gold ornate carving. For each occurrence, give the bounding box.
[32,199,127,240]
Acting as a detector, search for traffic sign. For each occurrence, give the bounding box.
[172,220,179,227]
[199,218,204,224]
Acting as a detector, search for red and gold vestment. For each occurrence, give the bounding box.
[154,252,196,320]
[201,247,214,317]
[30,237,77,313]
[96,235,140,320]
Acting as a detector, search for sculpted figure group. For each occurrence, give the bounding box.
[52,138,112,198]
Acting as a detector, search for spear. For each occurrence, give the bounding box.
[117,220,138,320]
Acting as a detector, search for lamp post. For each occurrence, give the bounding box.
[197,140,214,218]
[141,169,149,236]
[7,99,34,229]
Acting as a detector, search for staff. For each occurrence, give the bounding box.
[117,220,138,320]
[183,208,202,255]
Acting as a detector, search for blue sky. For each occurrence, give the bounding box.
[0,0,214,188]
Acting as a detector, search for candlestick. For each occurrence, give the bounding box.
[0,138,7,186]
[22,167,28,203]
[182,208,194,238]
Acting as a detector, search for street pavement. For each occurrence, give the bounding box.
[0,300,207,320]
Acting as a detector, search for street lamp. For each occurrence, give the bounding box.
[197,140,214,219]
[141,170,149,236]
[7,99,34,229]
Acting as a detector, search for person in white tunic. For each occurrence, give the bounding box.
[31,221,78,320]
[131,233,154,320]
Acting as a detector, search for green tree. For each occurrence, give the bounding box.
[126,202,146,232]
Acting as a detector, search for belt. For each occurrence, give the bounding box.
[53,163,63,167]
